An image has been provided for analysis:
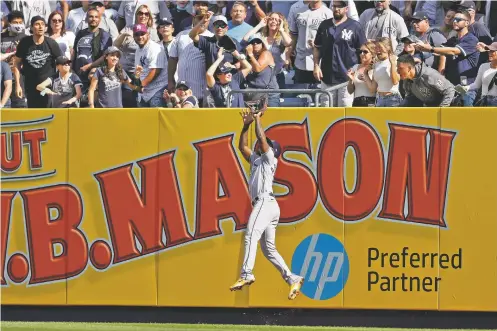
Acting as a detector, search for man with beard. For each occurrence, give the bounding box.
[359,0,409,55]
[397,54,455,107]
[1,10,27,108]
[13,16,62,108]
[73,7,112,96]
[313,0,366,107]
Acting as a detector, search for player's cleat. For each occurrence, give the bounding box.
[288,277,304,300]
[230,278,255,291]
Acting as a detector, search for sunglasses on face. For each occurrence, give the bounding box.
[214,23,227,29]
[359,50,369,55]
[250,40,262,45]
[453,17,467,23]
[52,19,62,23]
[134,32,147,37]
[138,11,150,16]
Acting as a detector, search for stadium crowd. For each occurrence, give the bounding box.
[1,0,497,109]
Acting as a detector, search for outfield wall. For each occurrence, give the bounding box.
[1,107,496,311]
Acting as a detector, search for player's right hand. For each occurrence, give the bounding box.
[240,108,254,125]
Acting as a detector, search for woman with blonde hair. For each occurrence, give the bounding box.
[243,12,292,88]
[347,41,377,107]
[133,4,160,42]
[364,37,402,107]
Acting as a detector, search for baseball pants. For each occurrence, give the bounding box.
[240,195,300,284]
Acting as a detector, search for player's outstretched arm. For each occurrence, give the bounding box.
[239,109,254,162]
[254,113,270,154]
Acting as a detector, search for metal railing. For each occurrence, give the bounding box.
[226,82,349,108]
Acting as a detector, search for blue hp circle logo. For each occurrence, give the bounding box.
[291,233,349,300]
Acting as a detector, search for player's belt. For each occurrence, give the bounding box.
[252,193,274,207]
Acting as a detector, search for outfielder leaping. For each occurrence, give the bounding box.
[230,106,304,300]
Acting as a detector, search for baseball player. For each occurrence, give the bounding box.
[230,106,304,300]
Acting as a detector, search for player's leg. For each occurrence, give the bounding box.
[230,199,271,291]
[260,199,304,300]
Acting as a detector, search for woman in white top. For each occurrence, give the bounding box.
[242,12,292,88]
[134,4,160,42]
[461,42,497,106]
[347,41,376,107]
[47,10,75,59]
[365,37,402,107]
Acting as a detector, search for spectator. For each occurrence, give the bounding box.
[14,16,62,108]
[289,0,333,87]
[313,0,366,107]
[168,15,213,105]
[48,10,76,59]
[133,23,168,107]
[163,81,200,108]
[400,35,424,64]
[66,0,90,33]
[0,61,13,108]
[133,4,160,42]
[114,25,138,107]
[410,11,447,73]
[189,13,242,69]
[35,55,82,108]
[178,0,210,34]
[367,37,402,107]
[10,0,51,29]
[457,42,497,106]
[104,1,119,22]
[397,54,455,107]
[88,46,135,108]
[413,0,445,27]
[1,10,27,108]
[227,2,253,42]
[457,1,492,65]
[359,0,409,55]
[206,47,252,107]
[440,8,456,38]
[170,0,195,36]
[242,13,292,89]
[225,0,266,27]
[415,9,479,106]
[116,0,160,30]
[243,34,280,107]
[73,8,112,94]
[346,41,376,107]
[75,1,119,41]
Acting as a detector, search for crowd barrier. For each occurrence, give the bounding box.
[1,106,497,311]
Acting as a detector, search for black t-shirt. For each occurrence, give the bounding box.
[15,36,62,86]
[171,8,192,36]
[195,35,241,69]
[1,32,26,54]
[314,18,366,85]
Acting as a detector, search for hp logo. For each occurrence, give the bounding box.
[291,233,349,300]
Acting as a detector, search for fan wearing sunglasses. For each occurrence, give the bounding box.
[346,41,377,107]
[414,9,479,106]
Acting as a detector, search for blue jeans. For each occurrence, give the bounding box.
[463,90,477,107]
[137,87,166,107]
[268,93,281,107]
[487,96,497,106]
[376,93,403,107]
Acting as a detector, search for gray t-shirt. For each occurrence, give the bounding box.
[48,72,83,108]
[94,67,129,108]
[289,4,333,71]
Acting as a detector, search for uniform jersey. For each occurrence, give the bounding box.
[249,149,277,201]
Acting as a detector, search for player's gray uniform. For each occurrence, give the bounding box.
[240,148,301,284]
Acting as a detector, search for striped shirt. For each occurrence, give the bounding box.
[135,40,168,102]
[169,28,214,100]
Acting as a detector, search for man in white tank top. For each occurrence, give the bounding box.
[230,106,304,300]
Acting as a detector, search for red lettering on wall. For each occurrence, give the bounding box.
[22,129,46,169]
[318,119,384,221]
[379,124,456,227]
[20,185,88,284]
[264,119,318,223]
[193,135,251,239]
[95,152,193,264]
[1,132,22,172]
[1,192,16,285]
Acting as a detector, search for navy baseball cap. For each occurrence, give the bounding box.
[266,138,281,158]
[157,17,173,27]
